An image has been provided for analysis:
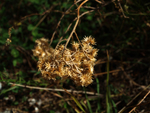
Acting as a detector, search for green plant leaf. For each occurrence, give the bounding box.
[28,24,34,31]
[29,0,40,4]
[14,101,19,105]
[12,88,19,93]
[16,70,23,76]
[32,30,38,37]
[11,48,19,58]
[111,99,117,113]
[0,40,5,44]
[64,102,68,109]
[49,110,55,113]
[86,15,92,21]
[13,59,17,67]
[62,3,68,9]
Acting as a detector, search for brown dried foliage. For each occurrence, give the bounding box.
[32,36,98,86]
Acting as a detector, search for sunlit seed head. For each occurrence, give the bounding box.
[64,49,71,55]
[40,37,48,42]
[41,52,46,57]
[88,36,96,45]
[90,66,94,74]
[90,58,96,62]
[35,40,41,45]
[72,42,80,50]
[54,50,60,55]
[33,37,98,87]
[45,62,51,70]
[83,37,89,42]
[82,36,96,45]
[58,45,65,51]
[91,49,98,57]
[36,50,40,54]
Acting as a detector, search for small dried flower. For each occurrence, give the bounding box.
[45,62,51,70]
[80,74,93,87]
[72,42,80,50]
[83,36,96,45]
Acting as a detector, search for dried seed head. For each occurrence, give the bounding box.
[33,36,98,87]
[35,38,49,46]
[58,45,65,51]
[45,62,51,70]
[83,36,96,45]
[72,42,80,50]
[80,74,93,87]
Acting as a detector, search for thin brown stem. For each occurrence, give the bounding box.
[129,90,150,113]
[118,84,150,113]
[8,82,104,97]
[50,0,82,46]
[94,69,121,76]
[64,0,88,50]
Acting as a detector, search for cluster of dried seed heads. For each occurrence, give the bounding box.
[32,36,98,86]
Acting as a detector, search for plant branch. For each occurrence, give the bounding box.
[9,82,104,97]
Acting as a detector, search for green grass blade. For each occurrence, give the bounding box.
[96,78,101,112]
[0,72,4,81]
[64,88,85,112]
[106,51,111,113]
[70,94,85,113]
[84,87,93,113]
[0,86,18,95]
[80,99,88,110]
[111,99,117,113]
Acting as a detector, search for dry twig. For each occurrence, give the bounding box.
[9,82,104,97]
[64,0,88,50]
[118,84,150,113]
[50,0,82,46]
[129,90,150,113]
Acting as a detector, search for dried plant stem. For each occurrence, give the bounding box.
[118,1,129,18]
[50,0,82,46]
[32,6,54,31]
[53,9,94,55]
[64,0,88,50]
[9,82,104,97]
[8,26,14,38]
[118,84,150,113]
[95,0,103,4]
[74,31,81,45]
[94,69,121,76]
[129,90,150,113]
[121,67,141,87]
[62,9,94,38]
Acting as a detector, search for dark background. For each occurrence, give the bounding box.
[0,0,150,112]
